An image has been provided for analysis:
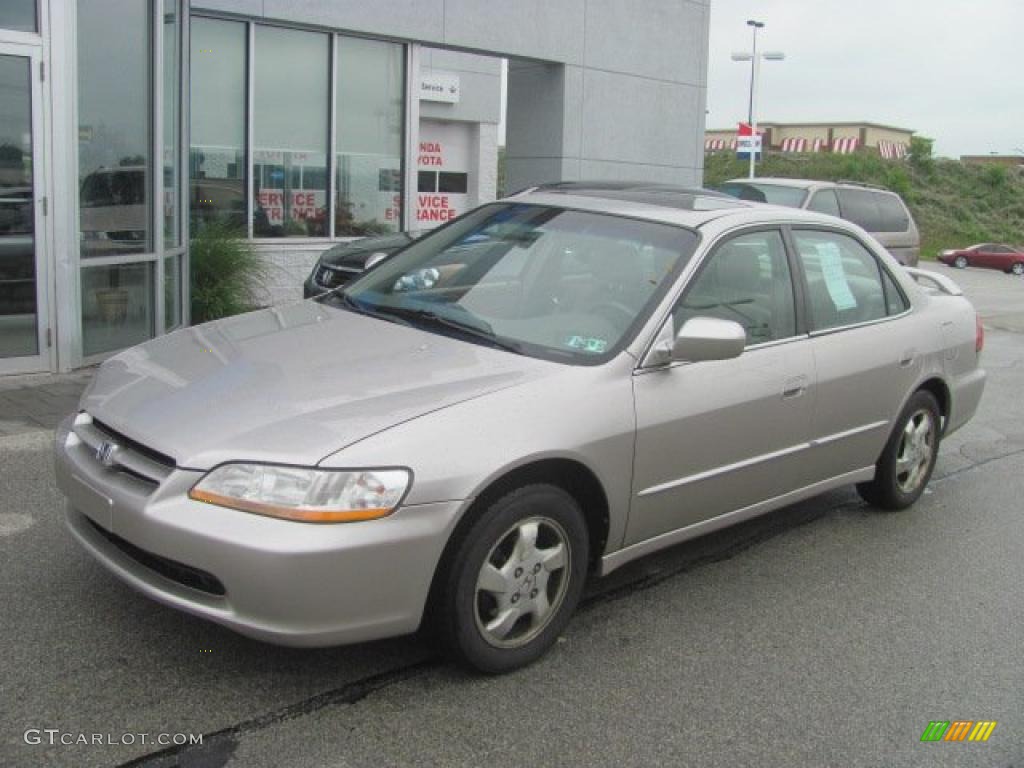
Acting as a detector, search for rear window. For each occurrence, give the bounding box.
[836,189,883,232]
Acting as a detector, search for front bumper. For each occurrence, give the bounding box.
[55,416,464,647]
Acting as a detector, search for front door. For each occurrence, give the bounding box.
[0,45,49,373]
[627,228,817,546]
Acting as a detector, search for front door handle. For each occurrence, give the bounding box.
[782,375,808,399]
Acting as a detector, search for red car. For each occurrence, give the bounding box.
[939,243,1024,275]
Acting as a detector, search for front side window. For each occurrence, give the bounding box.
[794,230,891,331]
[338,204,699,363]
[673,229,796,346]
[807,189,841,217]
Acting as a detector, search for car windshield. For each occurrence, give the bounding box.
[336,203,699,363]
[716,182,808,208]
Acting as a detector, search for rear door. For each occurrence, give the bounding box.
[789,227,919,478]
[628,227,816,545]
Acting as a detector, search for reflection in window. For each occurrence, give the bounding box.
[793,230,888,331]
[0,56,37,357]
[78,0,151,257]
[254,26,329,238]
[674,230,796,345]
[81,263,154,356]
[335,36,404,236]
[0,0,37,33]
[163,0,180,247]
[439,172,468,194]
[190,17,246,231]
[164,254,181,330]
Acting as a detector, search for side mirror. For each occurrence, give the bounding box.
[363,252,389,270]
[643,316,746,367]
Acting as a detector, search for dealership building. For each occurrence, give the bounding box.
[0,0,709,374]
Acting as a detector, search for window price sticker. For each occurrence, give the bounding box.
[816,242,858,311]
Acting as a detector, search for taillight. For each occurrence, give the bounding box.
[976,314,984,353]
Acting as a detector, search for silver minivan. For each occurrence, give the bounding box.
[718,178,921,266]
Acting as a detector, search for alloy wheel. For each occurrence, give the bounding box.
[474,516,571,649]
[895,409,936,494]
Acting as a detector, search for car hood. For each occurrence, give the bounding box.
[81,301,555,469]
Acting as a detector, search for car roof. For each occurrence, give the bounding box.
[509,182,852,231]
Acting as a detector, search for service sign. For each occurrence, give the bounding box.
[419,72,461,104]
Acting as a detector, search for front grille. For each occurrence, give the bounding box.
[86,517,226,596]
[71,413,175,490]
[316,264,360,290]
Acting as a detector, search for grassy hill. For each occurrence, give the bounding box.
[703,149,1024,259]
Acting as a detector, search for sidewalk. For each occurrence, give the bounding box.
[0,369,95,437]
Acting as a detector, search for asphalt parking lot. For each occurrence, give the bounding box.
[1,264,1021,768]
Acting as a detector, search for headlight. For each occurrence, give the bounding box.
[188,464,411,523]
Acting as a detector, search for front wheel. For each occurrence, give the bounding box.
[1011,262,1024,276]
[857,390,941,510]
[953,255,968,269]
[434,484,589,673]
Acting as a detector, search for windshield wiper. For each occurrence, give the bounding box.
[330,292,414,327]
[383,306,523,354]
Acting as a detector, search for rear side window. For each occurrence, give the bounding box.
[881,268,909,314]
[836,189,883,232]
[807,189,841,216]
[793,230,890,331]
[874,192,910,233]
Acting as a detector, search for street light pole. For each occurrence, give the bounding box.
[732,21,783,180]
[747,20,763,179]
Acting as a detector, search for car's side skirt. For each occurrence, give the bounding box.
[599,466,875,576]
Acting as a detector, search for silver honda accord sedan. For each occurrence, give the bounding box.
[55,183,986,673]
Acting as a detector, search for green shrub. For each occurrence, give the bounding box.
[189,220,267,324]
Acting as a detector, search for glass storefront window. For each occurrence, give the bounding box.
[335,37,404,236]
[78,0,152,258]
[190,17,246,231]
[0,55,37,358]
[253,25,329,238]
[0,1,37,33]
[81,263,154,356]
[163,0,180,247]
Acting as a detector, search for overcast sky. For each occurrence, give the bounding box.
[707,0,1024,158]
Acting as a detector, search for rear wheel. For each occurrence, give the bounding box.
[953,255,968,269]
[1011,262,1024,276]
[857,390,941,510]
[434,484,589,673]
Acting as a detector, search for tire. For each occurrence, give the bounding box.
[953,256,968,269]
[1011,262,1024,276]
[433,484,589,674]
[857,390,941,510]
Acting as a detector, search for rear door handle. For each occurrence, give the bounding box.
[782,375,808,399]
[899,348,917,368]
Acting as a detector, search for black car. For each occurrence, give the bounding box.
[303,231,421,298]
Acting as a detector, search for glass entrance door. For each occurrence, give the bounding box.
[0,45,48,373]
